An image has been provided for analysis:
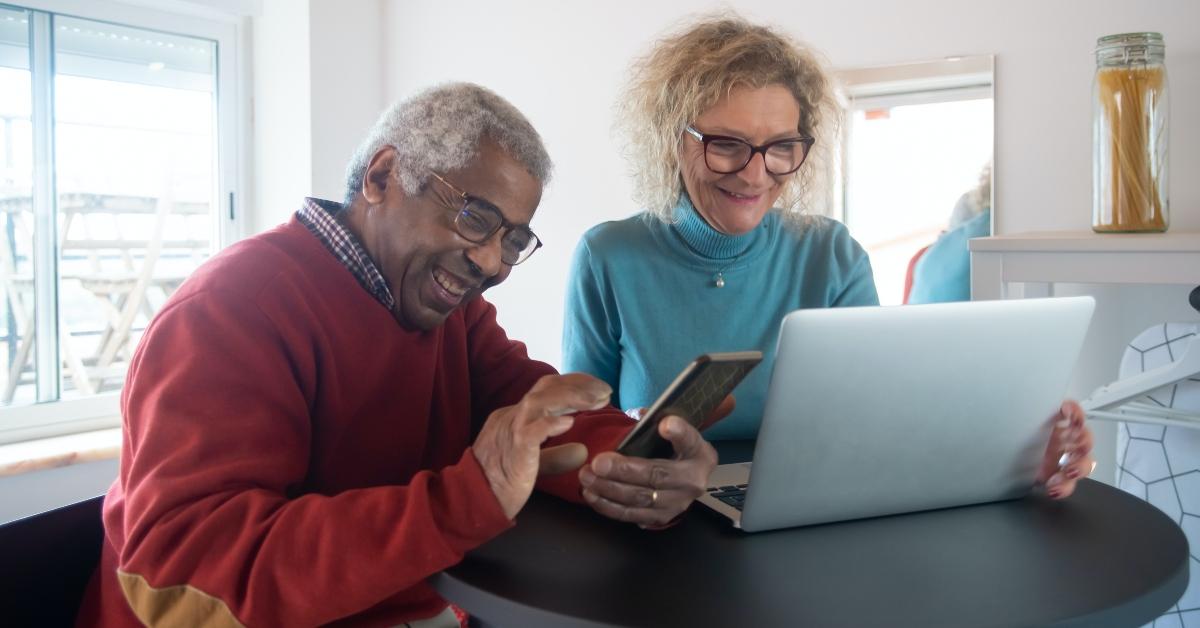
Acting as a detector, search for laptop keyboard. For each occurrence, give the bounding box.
[706,484,749,511]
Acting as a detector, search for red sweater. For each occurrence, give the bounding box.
[77,217,631,627]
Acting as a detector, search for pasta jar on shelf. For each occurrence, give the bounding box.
[1093,32,1169,232]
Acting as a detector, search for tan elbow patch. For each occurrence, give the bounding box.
[117,570,244,628]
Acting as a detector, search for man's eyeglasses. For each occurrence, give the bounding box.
[428,172,542,266]
[684,125,814,176]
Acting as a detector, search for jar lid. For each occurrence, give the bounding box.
[1095,32,1165,63]
[1096,32,1164,49]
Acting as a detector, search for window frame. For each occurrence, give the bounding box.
[835,56,995,225]
[0,0,248,445]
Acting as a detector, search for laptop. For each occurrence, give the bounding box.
[697,296,1095,532]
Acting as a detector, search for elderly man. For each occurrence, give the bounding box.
[78,83,721,627]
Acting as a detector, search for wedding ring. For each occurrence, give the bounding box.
[650,490,658,506]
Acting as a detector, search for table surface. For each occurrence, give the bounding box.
[432,441,1189,628]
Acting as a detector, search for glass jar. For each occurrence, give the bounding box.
[1092,32,1169,232]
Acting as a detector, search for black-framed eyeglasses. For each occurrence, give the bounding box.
[684,125,815,176]
[428,172,543,266]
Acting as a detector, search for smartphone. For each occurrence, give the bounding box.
[615,351,763,459]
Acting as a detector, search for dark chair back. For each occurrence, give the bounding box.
[0,495,105,626]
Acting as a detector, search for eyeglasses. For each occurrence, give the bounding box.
[684,125,814,176]
[428,172,543,266]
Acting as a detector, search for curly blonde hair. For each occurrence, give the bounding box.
[617,15,839,225]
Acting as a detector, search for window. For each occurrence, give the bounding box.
[0,1,243,443]
[838,57,994,306]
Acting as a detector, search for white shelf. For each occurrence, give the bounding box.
[971,230,1200,253]
[970,230,1200,298]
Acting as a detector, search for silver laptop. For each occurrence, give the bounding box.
[698,297,1095,532]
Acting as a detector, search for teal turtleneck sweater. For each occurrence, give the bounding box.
[562,197,879,440]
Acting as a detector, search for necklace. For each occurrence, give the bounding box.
[674,230,755,289]
[713,258,738,288]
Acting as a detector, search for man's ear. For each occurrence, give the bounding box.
[362,146,400,205]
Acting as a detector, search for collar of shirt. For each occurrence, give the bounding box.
[296,197,396,312]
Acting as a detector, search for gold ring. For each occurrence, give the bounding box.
[650,490,658,506]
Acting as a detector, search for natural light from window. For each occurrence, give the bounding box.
[0,11,217,406]
[844,97,993,305]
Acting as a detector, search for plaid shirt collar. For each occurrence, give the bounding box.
[296,197,396,312]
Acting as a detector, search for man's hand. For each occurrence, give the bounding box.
[1037,400,1096,500]
[579,414,719,528]
[473,374,610,519]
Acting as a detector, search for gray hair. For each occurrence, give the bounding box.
[344,82,552,205]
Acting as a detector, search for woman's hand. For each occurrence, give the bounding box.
[1038,400,1095,500]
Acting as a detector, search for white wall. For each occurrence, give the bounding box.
[308,0,383,203]
[250,0,384,231]
[250,0,311,233]
[379,0,1200,369]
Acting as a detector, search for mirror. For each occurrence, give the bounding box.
[835,55,994,306]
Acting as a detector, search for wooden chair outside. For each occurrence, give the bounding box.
[0,195,95,402]
[0,193,210,401]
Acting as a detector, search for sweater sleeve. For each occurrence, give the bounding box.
[831,230,881,307]
[463,298,632,504]
[110,290,513,627]
[561,234,625,405]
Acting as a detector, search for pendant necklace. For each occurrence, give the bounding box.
[713,259,737,288]
[676,232,754,289]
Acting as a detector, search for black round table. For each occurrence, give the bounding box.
[431,442,1188,628]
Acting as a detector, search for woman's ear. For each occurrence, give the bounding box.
[362,146,400,205]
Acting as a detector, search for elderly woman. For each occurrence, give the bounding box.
[563,16,1093,498]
